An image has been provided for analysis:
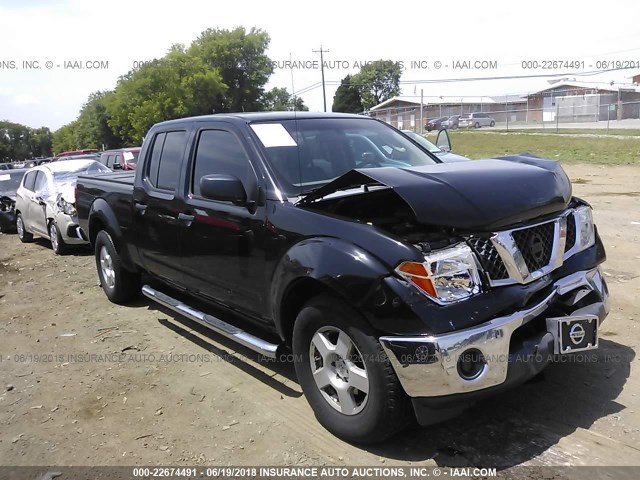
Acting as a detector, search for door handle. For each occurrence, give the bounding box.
[134,202,147,215]
[178,212,195,225]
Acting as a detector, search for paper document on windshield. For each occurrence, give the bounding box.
[250,123,297,148]
[0,174,10,181]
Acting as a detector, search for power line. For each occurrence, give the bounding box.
[292,67,639,97]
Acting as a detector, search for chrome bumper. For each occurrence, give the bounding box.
[379,267,609,398]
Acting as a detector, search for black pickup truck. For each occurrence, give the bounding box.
[77,112,609,443]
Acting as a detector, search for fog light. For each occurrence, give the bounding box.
[457,348,486,380]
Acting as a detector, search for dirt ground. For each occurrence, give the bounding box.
[0,164,639,473]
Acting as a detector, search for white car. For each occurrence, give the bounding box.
[15,159,110,254]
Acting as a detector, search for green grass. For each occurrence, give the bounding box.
[425,131,640,164]
[490,128,640,136]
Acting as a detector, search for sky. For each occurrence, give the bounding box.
[1,0,639,130]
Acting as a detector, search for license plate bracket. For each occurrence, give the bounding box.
[545,315,599,354]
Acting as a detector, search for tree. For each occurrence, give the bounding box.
[261,87,309,111]
[352,60,402,110]
[75,91,121,150]
[107,45,227,144]
[0,121,53,161]
[332,75,363,113]
[52,121,80,154]
[189,27,273,112]
[29,127,53,157]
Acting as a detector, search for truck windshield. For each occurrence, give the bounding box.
[250,118,440,196]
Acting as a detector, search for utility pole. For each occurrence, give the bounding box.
[420,89,424,134]
[313,45,329,112]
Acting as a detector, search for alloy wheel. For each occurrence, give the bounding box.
[49,223,59,251]
[309,326,369,415]
[99,245,116,289]
[17,216,24,238]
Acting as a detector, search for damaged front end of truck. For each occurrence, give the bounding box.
[295,154,609,424]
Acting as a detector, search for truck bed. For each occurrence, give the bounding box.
[76,171,136,244]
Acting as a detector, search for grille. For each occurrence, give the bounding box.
[467,237,509,280]
[512,222,555,272]
[565,213,576,252]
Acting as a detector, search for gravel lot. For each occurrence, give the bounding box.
[0,164,638,473]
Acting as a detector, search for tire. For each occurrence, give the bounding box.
[49,221,67,255]
[94,230,140,304]
[293,293,411,443]
[474,122,480,128]
[490,120,495,127]
[16,214,34,243]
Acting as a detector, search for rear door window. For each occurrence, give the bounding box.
[144,131,188,191]
[146,133,166,188]
[157,132,187,191]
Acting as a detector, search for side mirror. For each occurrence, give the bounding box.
[113,162,122,170]
[435,128,452,152]
[200,174,247,203]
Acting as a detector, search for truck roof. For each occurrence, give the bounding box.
[154,111,369,127]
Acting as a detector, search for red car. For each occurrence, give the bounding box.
[425,116,448,131]
[56,149,99,158]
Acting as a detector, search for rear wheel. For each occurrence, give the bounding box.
[49,221,67,255]
[95,230,140,304]
[293,294,411,443]
[16,214,33,242]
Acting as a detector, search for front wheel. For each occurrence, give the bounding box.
[94,230,140,304]
[49,221,67,255]
[474,122,480,128]
[293,294,411,443]
[490,120,495,127]
[16,214,34,242]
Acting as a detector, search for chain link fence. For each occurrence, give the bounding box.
[371,98,640,133]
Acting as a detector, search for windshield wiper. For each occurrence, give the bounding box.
[298,185,324,198]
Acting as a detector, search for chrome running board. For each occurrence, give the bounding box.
[142,285,279,358]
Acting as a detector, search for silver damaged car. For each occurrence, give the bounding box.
[15,159,110,254]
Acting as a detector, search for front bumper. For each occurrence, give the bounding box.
[56,212,89,245]
[380,267,609,399]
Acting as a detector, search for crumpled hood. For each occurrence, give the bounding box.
[299,154,572,230]
[57,182,76,204]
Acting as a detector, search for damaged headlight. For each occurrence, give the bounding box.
[395,243,482,304]
[573,206,595,253]
[57,198,77,216]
